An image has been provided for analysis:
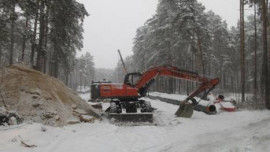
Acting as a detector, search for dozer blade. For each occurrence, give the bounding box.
[109,113,153,121]
[175,102,194,118]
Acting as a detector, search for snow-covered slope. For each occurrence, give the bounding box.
[0,93,269,152]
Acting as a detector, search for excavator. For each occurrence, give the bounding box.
[91,66,219,120]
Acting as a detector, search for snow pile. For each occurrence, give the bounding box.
[0,65,99,126]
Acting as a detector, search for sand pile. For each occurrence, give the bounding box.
[0,64,99,126]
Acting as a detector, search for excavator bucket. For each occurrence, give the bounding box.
[175,102,194,118]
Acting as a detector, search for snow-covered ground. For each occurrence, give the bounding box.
[0,93,270,152]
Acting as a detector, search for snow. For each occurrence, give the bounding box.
[76,86,90,93]
[78,93,90,101]
[149,92,187,101]
[220,101,236,108]
[0,93,270,152]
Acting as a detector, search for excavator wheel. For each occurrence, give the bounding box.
[175,102,194,118]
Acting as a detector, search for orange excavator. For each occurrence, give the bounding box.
[91,66,219,120]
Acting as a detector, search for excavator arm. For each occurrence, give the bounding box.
[135,66,219,101]
[133,66,219,117]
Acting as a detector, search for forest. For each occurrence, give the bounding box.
[0,0,269,109]
[113,0,270,110]
[0,0,94,90]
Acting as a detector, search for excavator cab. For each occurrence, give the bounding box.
[124,72,155,97]
[124,72,141,87]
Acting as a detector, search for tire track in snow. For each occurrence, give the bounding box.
[45,123,117,152]
[184,117,270,152]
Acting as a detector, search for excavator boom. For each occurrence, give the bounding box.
[135,66,219,101]
[135,66,210,89]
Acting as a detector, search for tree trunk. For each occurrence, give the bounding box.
[79,72,82,92]
[178,80,181,94]
[53,60,59,78]
[21,15,29,62]
[186,81,190,96]
[254,4,258,98]
[36,0,45,71]
[261,0,270,109]
[240,0,246,102]
[268,0,270,108]
[43,3,49,74]
[65,72,69,86]
[191,54,195,91]
[208,53,212,76]
[0,45,2,67]
[168,78,173,94]
[49,49,53,76]
[197,31,205,75]
[52,49,59,78]
[9,4,15,65]
[31,10,38,67]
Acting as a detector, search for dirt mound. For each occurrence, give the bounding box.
[0,64,99,126]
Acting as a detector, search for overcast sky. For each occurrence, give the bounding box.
[77,0,251,69]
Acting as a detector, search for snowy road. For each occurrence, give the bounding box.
[0,93,270,152]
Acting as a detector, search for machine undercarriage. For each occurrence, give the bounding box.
[106,100,154,121]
